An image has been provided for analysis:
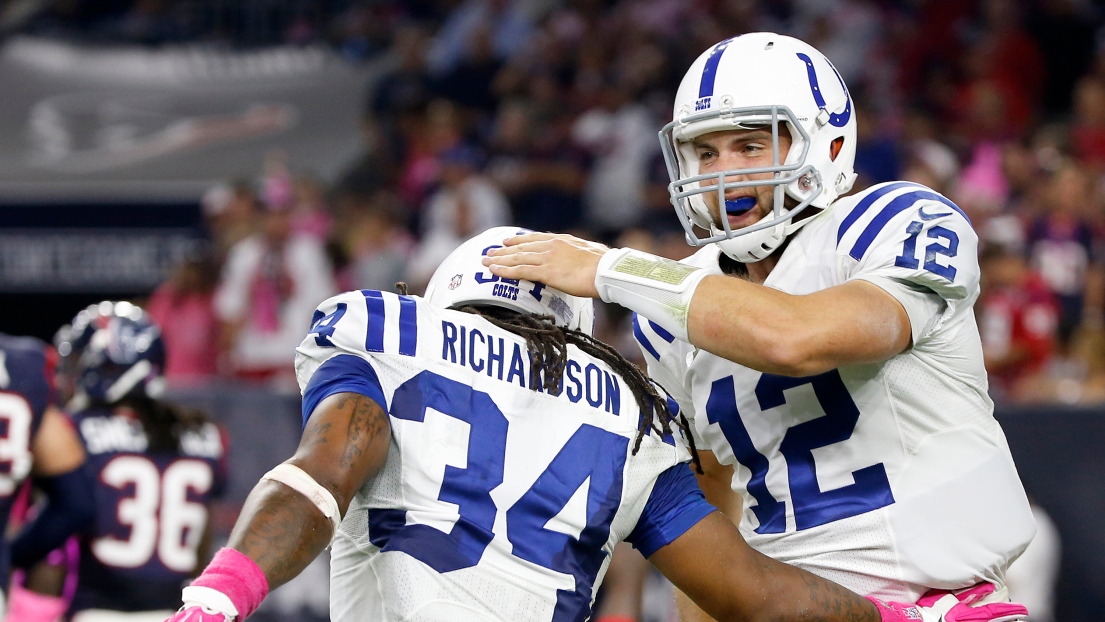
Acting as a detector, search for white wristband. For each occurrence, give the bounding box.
[261,463,342,544]
[594,248,709,343]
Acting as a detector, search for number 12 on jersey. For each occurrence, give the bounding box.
[706,370,894,534]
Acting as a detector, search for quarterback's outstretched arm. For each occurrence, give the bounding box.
[483,232,911,376]
[167,392,391,621]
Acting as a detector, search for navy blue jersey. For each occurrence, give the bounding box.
[69,406,228,613]
[0,333,54,587]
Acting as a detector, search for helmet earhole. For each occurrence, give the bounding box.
[830,136,844,162]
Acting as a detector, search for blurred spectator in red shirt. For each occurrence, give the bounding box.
[978,242,1060,401]
[949,0,1044,143]
[1071,76,1105,170]
[146,253,222,386]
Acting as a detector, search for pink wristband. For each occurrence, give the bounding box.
[191,548,270,619]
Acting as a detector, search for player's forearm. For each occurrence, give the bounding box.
[653,513,878,622]
[749,557,881,622]
[688,277,910,376]
[225,480,333,590]
[688,275,827,376]
[225,391,393,590]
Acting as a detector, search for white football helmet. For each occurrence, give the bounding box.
[659,33,858,261]
[424,227,596,335]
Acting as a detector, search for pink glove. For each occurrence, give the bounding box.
[867,583,1028,622]
[865,597,924,621]
[164,548,269,622]
[164,605,235,622]
[917,584,1028,622]
[6,583,68,622]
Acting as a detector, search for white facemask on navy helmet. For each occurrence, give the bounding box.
[424,227,596,336]
[659,33,858,262]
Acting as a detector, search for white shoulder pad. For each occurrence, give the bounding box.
[834,182,979,302]
[295,289,423,394]
[630,312,697,428]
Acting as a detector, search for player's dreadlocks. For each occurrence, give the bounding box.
[116,395,213,454]
[458,305,703,473]
[392,283,698,469]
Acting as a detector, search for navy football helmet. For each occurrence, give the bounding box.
[57,301,166,408]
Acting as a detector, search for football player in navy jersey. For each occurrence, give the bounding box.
[0,332,93,621]
[482,33,1033,622]
[164,227,925,622]
[46,302,229,622]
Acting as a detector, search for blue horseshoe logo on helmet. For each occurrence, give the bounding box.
[796,53,851,128]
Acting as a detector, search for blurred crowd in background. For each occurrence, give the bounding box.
[19,0,1105,407]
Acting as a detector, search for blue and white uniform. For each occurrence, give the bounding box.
[633,182,1036,600]
[296,290,714,622]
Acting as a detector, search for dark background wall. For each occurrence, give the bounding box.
[999,406,1105,622]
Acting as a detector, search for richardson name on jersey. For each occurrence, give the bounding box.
[440,319,621,415]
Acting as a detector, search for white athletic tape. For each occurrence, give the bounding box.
[261,463,341,544]
[594,248,710,343]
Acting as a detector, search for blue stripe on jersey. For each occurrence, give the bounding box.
[301,354,386,429]
[836,181,918,244]
[362,290,386,353]
[698,37,737,99]
[361,290,418,356]
[631,314,661,360]
[648,320,675,343]
[848,189,969,261]
[398,294,418,356]
[626,464,716,558]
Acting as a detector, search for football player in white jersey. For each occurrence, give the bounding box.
[482,34,1034,622]
[163,226,916,622]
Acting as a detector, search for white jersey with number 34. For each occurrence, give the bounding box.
[634,181,1036,600]
[296,290,711,622]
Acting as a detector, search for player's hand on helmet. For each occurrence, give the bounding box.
[483,232,609,298]
[867,583,1028,622]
